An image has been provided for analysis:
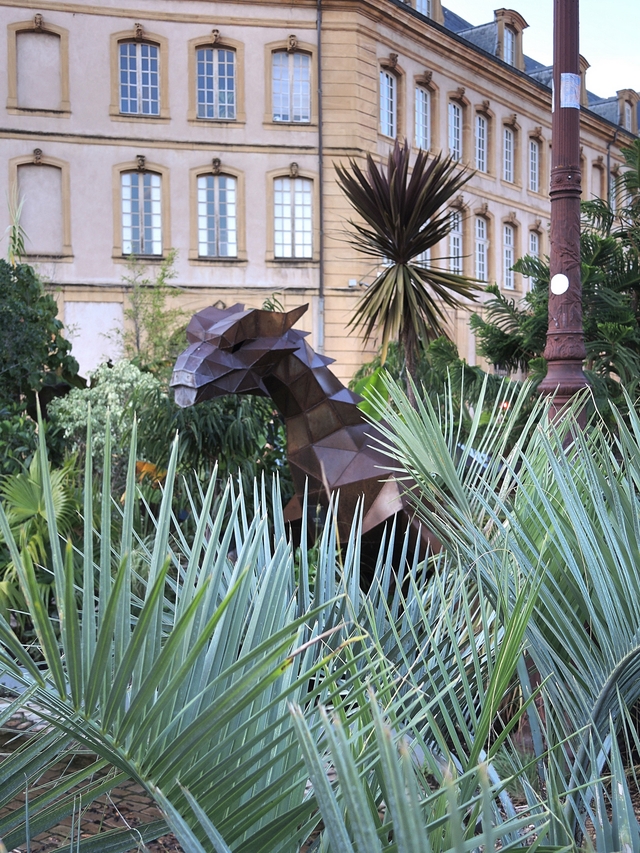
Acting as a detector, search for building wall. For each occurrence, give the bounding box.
[0,0,635,383]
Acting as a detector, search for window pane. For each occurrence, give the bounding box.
[218,175,237,256]
[415,87,431,149]
[504,27,515,65]
[119,43,138,114]
[380,71,395,138]
[475,115,487,172]
[503,128,513,183]
[293,178,313,258]
[416,0,431,14]
[140,44,160,115]
[272,52,290,121]
[503,225,514,289]
[196,48,215,118]
[449,102,461,160]
[292,53,311,122]
[122,172,161,255]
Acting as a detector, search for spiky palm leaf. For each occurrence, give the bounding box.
[370,375,640,846]
[335,139,480,377]
[0,419,377,852]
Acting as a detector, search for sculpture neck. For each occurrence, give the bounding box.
[264,341,364,441]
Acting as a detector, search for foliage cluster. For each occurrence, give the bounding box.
[0,383,640,852]
[470,139,640,415]
[0,260,79,410]
[337,139,480,396]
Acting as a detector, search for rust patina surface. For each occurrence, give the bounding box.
[171,303,433,556]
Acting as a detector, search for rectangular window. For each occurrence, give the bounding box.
[197,175,237,257]
[624,101,633,132]
[503,224,515,290]
[122,172,162,255]
[416,0,432,15]
[380,71,396,138]
[449,211,462,274]
[274,177,312,259]
[415,87,431,149]
[475,217,488,282]
[272,51,311,122]
[196,48,236,120]
[504,27,515,66]
[475,115,487,172]
[119,42,159,115]
[503,127,514,183]
[610,172,618,213]
[449,102,462,160]
[529,139,540,192]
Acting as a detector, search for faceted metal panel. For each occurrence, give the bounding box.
[171,303,434,555]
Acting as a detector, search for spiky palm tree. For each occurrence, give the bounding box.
[336,138,480,399]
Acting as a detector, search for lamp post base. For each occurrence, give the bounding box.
[538,359,590,423]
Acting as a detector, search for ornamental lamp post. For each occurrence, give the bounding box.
[536,0,590,416]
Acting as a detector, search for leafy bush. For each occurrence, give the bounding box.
[0,260,78,407]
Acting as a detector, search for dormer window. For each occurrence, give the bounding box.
[494,10,528,71]
[503,27,515,66]
[625,102,633,132]
[416,0,431,15]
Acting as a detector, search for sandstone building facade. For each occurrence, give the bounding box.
[0,0,637,380]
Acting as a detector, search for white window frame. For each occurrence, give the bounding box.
[122,171,162,256]
[503,224,515,290]
[529,139,540,192]
[274,176,313,259]
[416,0,432,15]
[504,27,516,66]
[119,42,160,116]
[380,70,396,138]
[503,127,514,183]
[449,102,462,160]
[475,217,488,282]
[449,210,463,274]
[475,114,487,172]
[197,174,238,257]
[415,86,431,150]
[196,47,236,120]
[272,51,311,123]
[624,101,633,132]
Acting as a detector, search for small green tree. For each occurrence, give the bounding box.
[0,260,79,409]
[111,250,186,382]
[336,139,480,401]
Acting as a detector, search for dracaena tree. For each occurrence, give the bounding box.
[336,139,480,399]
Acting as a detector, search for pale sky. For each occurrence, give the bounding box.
[447,0,639,99]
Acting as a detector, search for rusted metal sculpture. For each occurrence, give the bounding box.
[171,303,432,558]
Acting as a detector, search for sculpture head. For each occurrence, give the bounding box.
[170,303,309,408]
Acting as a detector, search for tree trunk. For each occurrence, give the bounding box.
[400,323,418,408]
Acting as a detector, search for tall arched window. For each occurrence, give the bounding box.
[196,47,236,120]
[197,174,237,257]
[119,42,160,115]
[380,70,397,138]
[475,217,489,282]
[449,211,463,274]
[449,102,462,160]
[415,86,431,150]
[274,177,313,258]
[475,114,487,172]
[121,171,162,255]
[503,224,515,290]
[529,139,540,192]
[503,127,514,183]
[272,51,311,123]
